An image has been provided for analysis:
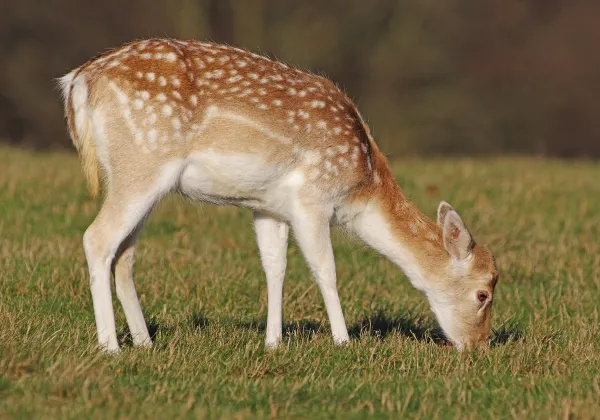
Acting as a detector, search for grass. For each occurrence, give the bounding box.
[0,146,599,419]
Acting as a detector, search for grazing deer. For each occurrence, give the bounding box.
[59,38,498,353]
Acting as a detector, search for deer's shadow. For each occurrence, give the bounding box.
[118,311,522,348]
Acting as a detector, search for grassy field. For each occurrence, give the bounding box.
[0,146,599,419]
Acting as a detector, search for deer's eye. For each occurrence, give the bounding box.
[477,290,489,303]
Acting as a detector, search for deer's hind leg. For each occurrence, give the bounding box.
[113,221,151,348]
[83,160,184,353]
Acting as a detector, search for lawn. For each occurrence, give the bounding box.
[0,146,598,419]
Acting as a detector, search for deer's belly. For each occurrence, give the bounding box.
[178,150,299,212]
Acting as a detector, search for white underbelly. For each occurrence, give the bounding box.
[178,150,297,213]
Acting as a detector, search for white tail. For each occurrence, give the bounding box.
[60,38,498,353]
[58,70,101,196]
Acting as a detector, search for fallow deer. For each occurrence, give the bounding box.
[58,38,499,353]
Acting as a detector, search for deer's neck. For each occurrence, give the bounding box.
[345,165,447,292]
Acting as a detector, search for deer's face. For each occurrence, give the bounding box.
[428,202,499,350]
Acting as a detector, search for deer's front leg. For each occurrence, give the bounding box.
[254,212,289,349]
[291,207,349,345]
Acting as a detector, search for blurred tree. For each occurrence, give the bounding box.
[0,0,597,157]
[208,0,234,44]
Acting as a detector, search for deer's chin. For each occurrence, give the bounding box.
[441,340,454,349]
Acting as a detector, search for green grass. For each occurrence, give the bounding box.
[0,147,599,419]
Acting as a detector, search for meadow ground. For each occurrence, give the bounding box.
[0,146,599,419]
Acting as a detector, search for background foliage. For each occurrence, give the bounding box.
[1,0,599,156]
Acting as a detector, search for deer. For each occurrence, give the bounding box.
[58,38,499,354]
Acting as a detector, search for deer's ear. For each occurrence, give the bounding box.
[437,201,454,227]
[442,209,474,260]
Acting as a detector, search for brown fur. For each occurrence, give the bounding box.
[348,147,448,273]
[64,38,376,198]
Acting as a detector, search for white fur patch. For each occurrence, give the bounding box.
[349,205,426,291]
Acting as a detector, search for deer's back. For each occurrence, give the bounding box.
[74,38,377,209]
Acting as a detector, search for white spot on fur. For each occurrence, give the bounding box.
[146,113,157,126]
[303,150,321,165]
[194,58,205,68]
[134,131,143,145]
[172,117,181,130]
[162,104,173,117]
[324,160,335,172]
[147,129,158,144]
[337,144,349,153]
[206,69,224,79]
[114,88,128,105]
[297,110,309,120]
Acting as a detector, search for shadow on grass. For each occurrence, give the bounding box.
[348,310,447,344]
[117,316,173,347]
[490,325,523,347]
[118,311,523,348]
[234,310,448,345]
[232,311,524,348]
